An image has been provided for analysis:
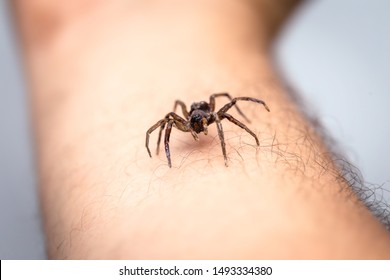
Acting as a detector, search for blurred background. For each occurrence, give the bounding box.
[1,0,389,259]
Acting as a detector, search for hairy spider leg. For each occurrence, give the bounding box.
[218,97,270,116]
[163,112,193,167]
[156,122,166,155]
[209,93,251,123]
[214,97,269,166]
[146,119,166,157]
[163,112,191,167]
[221,113,260,145]
[146,112,191,167]
[164,120,174,168]
[214,115,228,166]
[146,112,189,158]
[173,100,189,119]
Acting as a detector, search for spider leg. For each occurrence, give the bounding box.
[209,93,250,122]
[147,112,187,158]
[166,112,190,132]
[165,112,193,167]
[215,115,228,166]
[164,119,174,168]
[218,97,270,117]
[220,113,259,146]
[156,122,166,155]
[173,100,189,119]
[146,119,166,157]
[154,112,190,167]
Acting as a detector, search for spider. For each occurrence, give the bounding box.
[145,93,270,167]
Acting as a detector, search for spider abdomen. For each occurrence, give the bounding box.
[189,101,210,114]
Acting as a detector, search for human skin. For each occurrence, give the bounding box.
[13,0,390,259]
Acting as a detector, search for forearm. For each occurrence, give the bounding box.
[15,0,390,258]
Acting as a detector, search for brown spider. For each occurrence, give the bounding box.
[146,93,270,167]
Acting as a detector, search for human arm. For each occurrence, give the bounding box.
[13,0,390,258]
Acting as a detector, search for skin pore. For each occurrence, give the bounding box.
[13,0,390,259]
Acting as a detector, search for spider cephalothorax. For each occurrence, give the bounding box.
[146,93,270,167]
